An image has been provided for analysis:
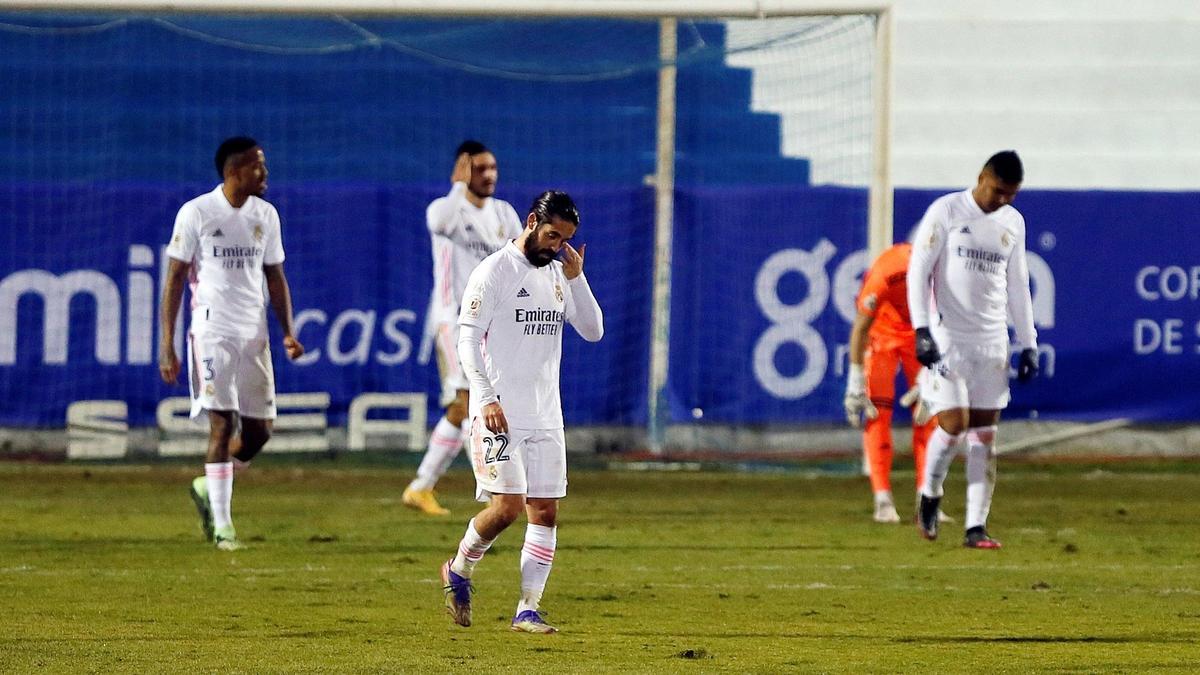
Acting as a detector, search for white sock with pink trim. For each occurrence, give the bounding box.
[517,523,557,614]
[409,416,463,491]
[450,518,494,578]
[965,426,998,530]
[205,462,234,530]
[920,426,965,498]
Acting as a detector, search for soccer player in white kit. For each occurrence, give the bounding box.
[906,150,1040,549]
[159,137,305,551]
[439,191,603,634]
[404,141,523,516]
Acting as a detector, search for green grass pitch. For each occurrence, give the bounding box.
[1,459,1198,672]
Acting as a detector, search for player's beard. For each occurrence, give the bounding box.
[468,182,494,200]
[523,236,556,267]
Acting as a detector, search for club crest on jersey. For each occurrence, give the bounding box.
[554,283,563,304]
[1001,231,1011,247]
[864,294,877,311]
[252,224,263,242]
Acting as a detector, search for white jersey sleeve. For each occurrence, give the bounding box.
[457,257,505,408]
[166,202,201,263]
[906,198,950,330]
[457,322,497,406]
[564,273,604,342]
[1005,214,1037,350]
[459,259,499,331]
[263,204,285,266]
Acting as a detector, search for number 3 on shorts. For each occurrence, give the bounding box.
[482,435,510,464]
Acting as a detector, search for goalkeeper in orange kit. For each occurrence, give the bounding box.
[843,243,946,524]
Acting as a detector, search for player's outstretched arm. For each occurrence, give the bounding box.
[158,258,190,384]
[264,263,304,360]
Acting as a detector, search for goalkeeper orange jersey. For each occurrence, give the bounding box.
[856,243,916,345]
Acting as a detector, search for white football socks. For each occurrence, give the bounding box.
[517,523,557,614]
[965,426,998,530]
[920,426,964,498]
[410,416,463,492]
[204,461,234,530]
[451,518,494,578]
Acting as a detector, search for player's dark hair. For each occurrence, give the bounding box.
[456,140,489,157]
[215,136,259,179]
[984,150,1023,184]
[528,190,579,227]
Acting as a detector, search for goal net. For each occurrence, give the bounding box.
[0,2,890,457]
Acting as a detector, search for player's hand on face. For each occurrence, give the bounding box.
[159,348,180,384]
[283,335,305,360]
[482,401,508,435]
[451,152,472,185]
[561,242,585,280]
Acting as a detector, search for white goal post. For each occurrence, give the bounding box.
[6,0,894,453]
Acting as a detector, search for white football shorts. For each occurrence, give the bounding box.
[188,330,277,421]
[468,419,567,501]
[919,339,1011,414]
[434,322,470,407]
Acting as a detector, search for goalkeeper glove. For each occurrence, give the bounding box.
[843,364,878,427]
[1017,348,1039,383]
[899,384,934,425]
[914,327,941,367]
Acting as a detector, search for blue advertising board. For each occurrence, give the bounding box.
[1,183,1198,428]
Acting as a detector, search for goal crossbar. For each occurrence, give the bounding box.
[1,1,889,18]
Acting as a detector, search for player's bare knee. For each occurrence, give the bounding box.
[241,418,273,453]
[526,499,557,527]
[488,495,525,526]
[937,409,968,435]
[207,411,236,442]
[940,420,966,436]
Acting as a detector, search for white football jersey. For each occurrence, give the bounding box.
[427,182,522,326]
[907,189,1037,350]
[165,185,285,340]
[459,242,600,429]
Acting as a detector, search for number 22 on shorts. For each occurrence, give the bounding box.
[482,435,510,464]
